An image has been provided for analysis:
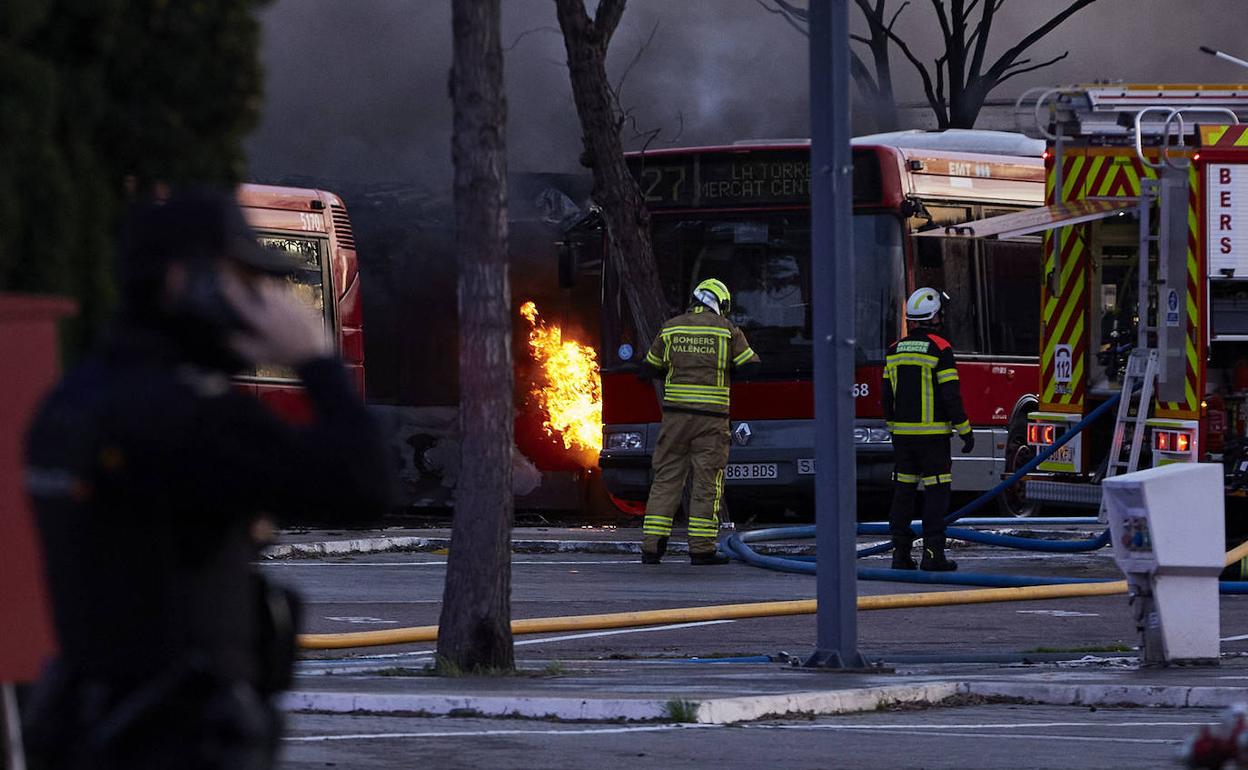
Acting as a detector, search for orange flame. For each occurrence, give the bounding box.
[519,301,602,457]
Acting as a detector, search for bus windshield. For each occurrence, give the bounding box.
[648,212,904,375]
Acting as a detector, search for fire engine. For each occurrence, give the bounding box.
[932,85,1248,513]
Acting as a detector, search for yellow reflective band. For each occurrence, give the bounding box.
[936,369,959,384]
[645,351,665,367]
[717,337,726,387]
[733,348,756,367]
[662,326,732,338]
[886,353,938,367]
[664,393,730,406]
[711,469,724,517]
[954,421,971,435]
[894,473,920,484]
[644,515,674,524]
[938,473,953,484]
[921,365,933,424]
[889,423,953,435]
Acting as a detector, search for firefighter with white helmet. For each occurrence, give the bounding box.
[881,287,974,571]
[639,278,759,565]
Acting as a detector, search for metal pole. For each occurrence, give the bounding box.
[806,0,865,669]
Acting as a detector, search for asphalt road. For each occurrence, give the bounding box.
[261,544,1248,663]
[277,703,1217,769]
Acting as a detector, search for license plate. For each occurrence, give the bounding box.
[1043,444,1075,466]
[725,463,778,480]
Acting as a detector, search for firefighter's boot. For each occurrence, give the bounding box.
[920,533,957,572]
[641,536,668,565]
[690,550,730,566]
[890,538,917,570]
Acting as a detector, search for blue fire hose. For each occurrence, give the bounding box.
[720,388,1248,593]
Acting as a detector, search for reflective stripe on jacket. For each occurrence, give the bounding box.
[880,330,971,437]
[644,307,759,415]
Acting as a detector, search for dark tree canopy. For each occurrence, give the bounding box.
[0,0,268,348]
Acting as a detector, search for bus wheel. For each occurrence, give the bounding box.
[999,423,1041,518]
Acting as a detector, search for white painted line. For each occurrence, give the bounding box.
[262,560,637,567]
[1220,633,1248,642]
[285,724,715,742]
[1015,610,1100,618]
[767,727,1181,746]
[751,721,1215,731]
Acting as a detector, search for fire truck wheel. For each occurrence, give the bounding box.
[999,419,1042,518]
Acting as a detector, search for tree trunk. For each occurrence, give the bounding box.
[436,0,514,673]
[554,0,670,344]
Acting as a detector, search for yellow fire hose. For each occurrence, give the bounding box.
[297,539,1248,651]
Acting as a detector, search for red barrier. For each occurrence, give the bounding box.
[0,294,74,682]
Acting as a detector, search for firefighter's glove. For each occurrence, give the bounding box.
[959,432,975,454]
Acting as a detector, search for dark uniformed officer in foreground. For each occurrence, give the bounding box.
[640,279,759,565]
[882,287,974,572]
[23,190,392,769]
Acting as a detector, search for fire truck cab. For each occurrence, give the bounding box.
[941,85,1248,511]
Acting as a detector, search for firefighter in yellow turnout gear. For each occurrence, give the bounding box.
[641,279,760,565]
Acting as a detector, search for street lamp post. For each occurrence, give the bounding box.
[806,0,866,669]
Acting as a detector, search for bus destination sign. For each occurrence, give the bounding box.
[628,149,880,208]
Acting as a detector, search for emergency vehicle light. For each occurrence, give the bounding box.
[1027,423,1055,445]
[1153,430,1193,453]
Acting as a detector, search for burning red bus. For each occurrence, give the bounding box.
[584,131,1048,516]
[235,184,364,421]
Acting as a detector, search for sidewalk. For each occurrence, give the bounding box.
[282,656,1248,725]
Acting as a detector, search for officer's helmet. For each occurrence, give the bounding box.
[905,287,949,323]
[693,278,731,315]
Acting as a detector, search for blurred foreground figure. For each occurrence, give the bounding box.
[22,190,392,769]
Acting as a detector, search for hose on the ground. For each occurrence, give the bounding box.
[299,538,1248,649]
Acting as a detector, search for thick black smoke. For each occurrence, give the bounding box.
[245,0,1248,405]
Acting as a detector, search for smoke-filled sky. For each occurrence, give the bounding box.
[246,0,1248,186]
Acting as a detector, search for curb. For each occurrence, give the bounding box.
[262,537,818,560]
[281,679,1247,724]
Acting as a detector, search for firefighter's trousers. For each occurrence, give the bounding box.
[642,411,730,556]
[888,434,953,552]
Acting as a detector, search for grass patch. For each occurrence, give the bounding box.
[539,660,570,677]
[373,667,427,677]
[662,699,701,723]
[1027,644,1134,654]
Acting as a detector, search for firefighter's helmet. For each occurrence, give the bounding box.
[693,278,731,315]
[905,287,948,322]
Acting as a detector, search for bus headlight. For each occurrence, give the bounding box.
[854,428,892,444]
[605,431,644,451]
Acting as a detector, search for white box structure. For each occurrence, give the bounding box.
[1102,463,1224,664]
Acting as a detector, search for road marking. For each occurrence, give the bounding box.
[752,720,1213,731]
[261,560,638,567]
[298,620,737,667]
[766,727,1182,745]
[324,616,399,625]
[1220,633,1248,642]
[285,724,716,742]
[1015,609,1100,618]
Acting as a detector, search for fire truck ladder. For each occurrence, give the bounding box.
[1098,348,1159,522]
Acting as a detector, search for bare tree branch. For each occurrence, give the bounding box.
[594,0,627,43]
[613,21,659,103]
[886,0,910,29]
[984,0,1097,81]
[504,25,561,52]
[754,0,809,36]
[995,49,1069,84]
[878,21,945,124]
[851,33,873,45]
